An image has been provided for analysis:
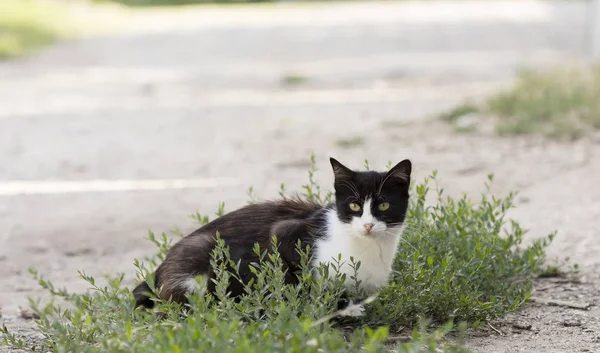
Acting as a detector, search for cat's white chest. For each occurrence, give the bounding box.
[313,210,402,291]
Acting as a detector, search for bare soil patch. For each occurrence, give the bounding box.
[2,120,599,352]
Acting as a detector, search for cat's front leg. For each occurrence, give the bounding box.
[270,219,314,282]
[336,290,366,317]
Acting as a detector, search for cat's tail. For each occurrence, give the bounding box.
[133,280,156,309]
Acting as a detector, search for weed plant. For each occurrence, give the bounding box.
[1,156,553,352]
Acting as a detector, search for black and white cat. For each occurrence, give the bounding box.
[133,158,411,309]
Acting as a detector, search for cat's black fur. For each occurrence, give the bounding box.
[134,199,329,308]
[133,157,411,309]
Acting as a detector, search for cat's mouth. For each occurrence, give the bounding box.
[358,229,384,238]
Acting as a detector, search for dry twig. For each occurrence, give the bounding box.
[487,322,505,336]
[529,297,591,310]
[385,336,413,343]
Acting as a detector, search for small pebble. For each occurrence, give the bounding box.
[512,322,532,330]
[18,309,40,320]
[563,319,582,327]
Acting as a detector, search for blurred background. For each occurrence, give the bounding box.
[1,0,599,344]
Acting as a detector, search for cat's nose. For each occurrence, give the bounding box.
[363,223,374,233]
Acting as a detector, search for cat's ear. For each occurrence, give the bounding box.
[330,157,354,179]
[386,159,411,183]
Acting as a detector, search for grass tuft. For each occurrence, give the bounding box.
[336,136,365,148]
[0,158,554,352]
[488,66,600,140]
[281,72,309,86]
[438,65,600,140]
[438,102,479,123]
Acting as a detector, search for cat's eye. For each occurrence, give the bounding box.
[349,203,361,212]
[378,202,390,211]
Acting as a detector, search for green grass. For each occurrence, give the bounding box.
[336,136,365,148]
[437,102,480,134]
[438,102,479,123]
[281,72,309,86]
[0,156,554,353]
[0,0,75,59]
[489,66,600,140]
[438,65,600,140]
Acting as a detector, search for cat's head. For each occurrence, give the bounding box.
[330,157,411,237]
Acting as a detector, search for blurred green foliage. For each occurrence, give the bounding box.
[0,0,73,59]
[439,65,600,140]
[488,66,600,140]
[92,0,275,6]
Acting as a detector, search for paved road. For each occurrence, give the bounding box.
[0,0,591,315]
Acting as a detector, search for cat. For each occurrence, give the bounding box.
[133,157,411,310]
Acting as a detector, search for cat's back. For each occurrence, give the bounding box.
[189,199,323,238]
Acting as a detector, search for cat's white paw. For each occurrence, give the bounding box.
[340,303,365,317]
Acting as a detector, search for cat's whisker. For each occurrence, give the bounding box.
[377,172,395,197]
[352,238,378,259]
[377,241,388,268]
[344,196,356,203]
[339,180,361,201]
[389,226,435,246]
[347,180,361,197]
[401,225,435,240]
[388,234,418,252]
[385,222,406,227]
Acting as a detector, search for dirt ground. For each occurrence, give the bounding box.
[2,120,599,353]
[466,267,600,352]
[1,1,599,352]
